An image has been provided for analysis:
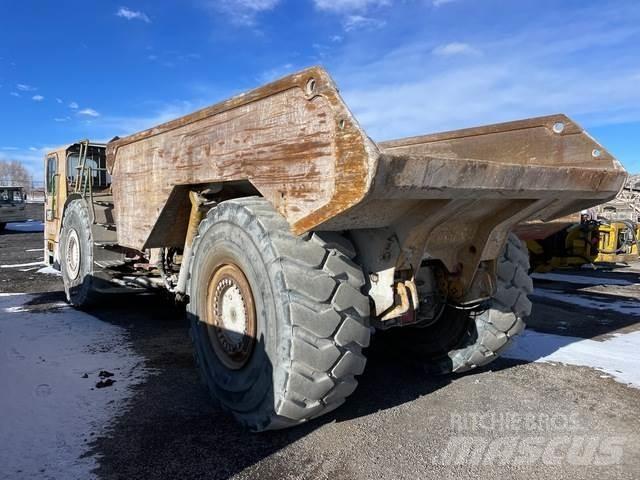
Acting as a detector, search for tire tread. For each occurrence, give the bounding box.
[448,233,532,373]
[188,196,370,430]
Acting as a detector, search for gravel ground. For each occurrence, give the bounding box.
[1,210,639,480]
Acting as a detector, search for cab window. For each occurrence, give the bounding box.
[46,156,57,194]
[0,188,22,203]
[12,189,24,202]
[66,146,110,189]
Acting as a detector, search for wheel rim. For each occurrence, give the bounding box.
[205,263,257,370]
[65,228,81,280]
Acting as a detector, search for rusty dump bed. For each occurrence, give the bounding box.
[106,66,626,275]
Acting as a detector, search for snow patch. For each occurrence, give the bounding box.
[505,330,640,389]
[531,272,638,286]
[37,265,62,276]
[5,301,69,313]
[533,288,640,316]
[0,261,45,269]
[5,221,44,233]
[0,293,147,479]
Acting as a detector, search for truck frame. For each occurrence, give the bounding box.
[44,67,626,430]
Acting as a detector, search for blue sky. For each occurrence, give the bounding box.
[1,0,639,180]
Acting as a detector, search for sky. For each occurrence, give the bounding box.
[0,0,639,181]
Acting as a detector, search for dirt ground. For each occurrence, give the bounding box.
[1,206,639,480]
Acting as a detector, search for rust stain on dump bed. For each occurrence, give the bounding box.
[107,67,374,250]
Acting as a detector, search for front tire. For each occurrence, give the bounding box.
[187,197,370,431]
[59,199,100,307]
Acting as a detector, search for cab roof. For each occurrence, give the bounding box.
[46,141,107,156]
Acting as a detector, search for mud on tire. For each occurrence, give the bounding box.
[187,197,370,431]
[384,233,533,374]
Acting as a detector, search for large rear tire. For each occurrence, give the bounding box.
[187,197,370,431]
[59,199,101,308]
[383,233,533,374]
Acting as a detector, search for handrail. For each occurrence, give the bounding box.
[73,140,89,193]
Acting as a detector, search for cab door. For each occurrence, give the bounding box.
[44,151,66,265]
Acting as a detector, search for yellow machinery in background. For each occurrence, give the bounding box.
[524,175,640,271]
[596,221,640,262]
[527,220,640,272]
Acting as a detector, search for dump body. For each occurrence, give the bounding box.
[106,66,626,291]
[0,186,28,225]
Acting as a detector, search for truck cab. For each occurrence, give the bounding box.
[43,141,109,266]
[0,186,28,232]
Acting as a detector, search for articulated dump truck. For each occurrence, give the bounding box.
[43,67,626,430]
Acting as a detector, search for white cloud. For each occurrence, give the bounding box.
[68,101,79,109]
[314,0,390,12]
[31,95,44,102]
[9,92,20,97]
[55,98,63,104]
[78,108,100,117]
[116,7,151,23]
[331,7,640,146]
[206,0,281,26]
[234,0,280,8]
[146,52,201,68]
[432,0,458,6]
[344,15,386,31]
[314,0,389,31]
[258,63,295,83]
[343,64,640,141]
[79,100,200,141]
[16,84,36,92]
[54,117,71,122]
[432,42,480,56]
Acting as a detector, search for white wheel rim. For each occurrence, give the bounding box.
[217,279,249,349]
[206,264,257,370]
[66,228,81,280]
